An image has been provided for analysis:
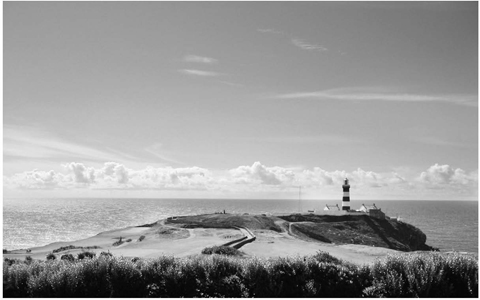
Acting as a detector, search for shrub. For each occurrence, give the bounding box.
[52,245,76,253]
[46,253,56,260]
[138,235,145,242]
[2,251,478,298]
[24,256,33,264]
[126,239,132,242]
[77,251,96,260]
[60,254,75,262]
[311,250,343,264]
[4,257,21,266]
[3,259,32,297]
[3,248,9,254]
[365,252,478,297]
[201,245,243,256]
[100,251,113,258]
[112,237,124,247]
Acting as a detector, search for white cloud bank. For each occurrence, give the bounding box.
[4,162,477,200]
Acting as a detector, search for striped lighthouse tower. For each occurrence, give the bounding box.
[342,178,350,211]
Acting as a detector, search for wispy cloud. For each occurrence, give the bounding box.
[217,80,244,87]
[3,125,141,163]
[291,39,328,52]
[275,87,477,106]
[144,143,183,165]
[241,135,365,145]
[257,28,330,53]
[178,69,222,77]
[257,28,284,35]
[411,136,471,148]
[183,55,218,64]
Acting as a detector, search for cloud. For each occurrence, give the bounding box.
[257,29,333,54]
[410,136,470,148]
[241,135,365,145]
[183,55,218,64]
[101,162,129,184]
[4,170,65,190]
[3,125,142,163]
[229,162,292,186]
[257,28,284,35]
[275,87,477,106]
[291,39,328,51]
[4,162,477,200]
[178,69,221,77]
[418,164,477,187]
[64,162,96,184]
[145,143,182,165]
[217,81,244,87]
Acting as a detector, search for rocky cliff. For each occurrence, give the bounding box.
[279,214,435,251]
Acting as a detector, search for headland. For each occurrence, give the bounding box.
[4,212,435,265]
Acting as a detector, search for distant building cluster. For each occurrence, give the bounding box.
[318,178,387,220]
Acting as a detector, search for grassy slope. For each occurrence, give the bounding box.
[167,214,283,232]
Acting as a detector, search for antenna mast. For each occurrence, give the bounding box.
[298,186,302,213]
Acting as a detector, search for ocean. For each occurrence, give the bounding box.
[3,198,478,253]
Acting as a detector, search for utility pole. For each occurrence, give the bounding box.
[298,186,302,213]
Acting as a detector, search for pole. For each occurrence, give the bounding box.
[298,186,302,213]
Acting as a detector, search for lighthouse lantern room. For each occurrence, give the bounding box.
[342,178,350,211]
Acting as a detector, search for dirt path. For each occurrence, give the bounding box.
[185,229,196,239]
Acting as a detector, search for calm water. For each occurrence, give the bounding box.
[3,198,478,253]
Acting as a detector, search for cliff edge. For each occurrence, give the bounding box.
[278,214,435,251]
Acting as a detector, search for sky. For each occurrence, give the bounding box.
[3,2,478,200]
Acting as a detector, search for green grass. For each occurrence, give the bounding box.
[3,251,477,298]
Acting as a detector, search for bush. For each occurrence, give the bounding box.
[201,245,243,256]
[138,235,145,242]
[60,254,75,262]
[100,251,113,258]
[77,251,96,260]
[52,245,76,253]
[365,252,478,297]
[311,250,343,264]
[46,253,56,260]
[24,256,33,264]
[126,239,132,242]
[2,251,478,298]
[112,237,124,247]
[4,257,21,266]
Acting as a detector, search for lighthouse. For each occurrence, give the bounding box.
[342,178,350,211]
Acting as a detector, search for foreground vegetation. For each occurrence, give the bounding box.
[3,251,477,297]
[201,245,244,256]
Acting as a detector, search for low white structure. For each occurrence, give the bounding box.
[324,204,340,211]
[358,204,386,220]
